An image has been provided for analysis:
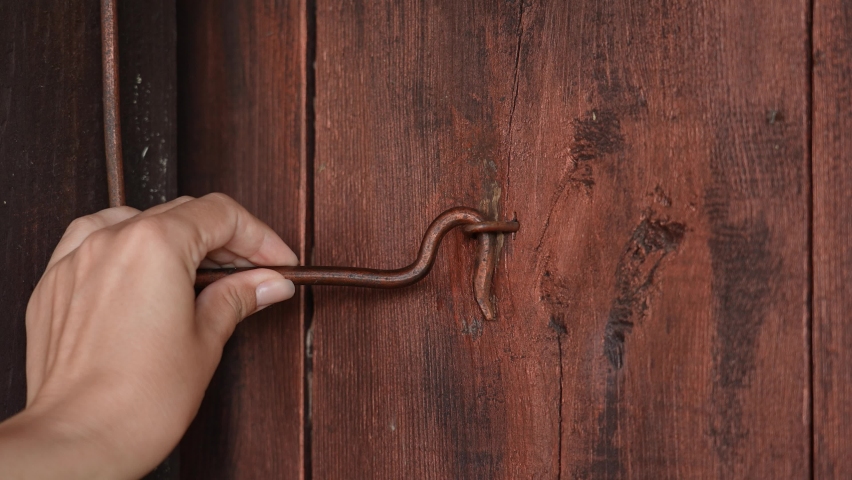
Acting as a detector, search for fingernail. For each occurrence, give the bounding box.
[256,278,296,308]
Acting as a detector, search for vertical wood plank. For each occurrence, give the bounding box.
[0,0,107,421]
[0,0,178,438]
[119,0,178,211]
[176,0,308,477]
[312,2,558,477]
[813,1,852,477]
[512,2,810,477]
[312,0,811,478]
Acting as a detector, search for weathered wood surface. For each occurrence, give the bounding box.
[311,0,811,478]
[0,0,107,422]
[0,0,177,434]
[176,0,309,478]
[813,0,852,477]
[119,0,178,211]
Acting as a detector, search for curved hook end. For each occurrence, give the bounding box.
[471,219,518,320]
[473,232,498,320]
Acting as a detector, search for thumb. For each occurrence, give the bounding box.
[195,268,296,345]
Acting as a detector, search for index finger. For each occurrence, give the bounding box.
[144,193,299,274]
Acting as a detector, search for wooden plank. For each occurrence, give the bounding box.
[0,0,108,421]
[311,0,811,477]
[813,1,852,477]
[176,0,309,478]
[0,0,178,455]
[119,0,178,211]
[311,2,557,477]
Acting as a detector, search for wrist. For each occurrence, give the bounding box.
[0,406,117,479]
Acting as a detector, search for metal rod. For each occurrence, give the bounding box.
[101,0,125,207]
[196,207,519,320]
[96,6,519,318]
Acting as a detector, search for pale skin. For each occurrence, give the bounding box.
[0,193,299,479]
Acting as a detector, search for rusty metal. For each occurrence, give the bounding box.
[101,0,125,207]
[462,220,519,235]
[96,4,518,318]
[196,207,519,320]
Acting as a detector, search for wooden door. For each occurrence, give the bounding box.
[310,1,810,478]
[4,0,852,478]
[179,0,815,477]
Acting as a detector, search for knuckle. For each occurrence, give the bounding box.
[203,192,234,206]
[109,218,178,262]
[203,192,244,215]
[205,282,254,342]
[70,230,113,273]
[66,215,99,235]
[113,205,138,217]
[76,229,112,258]
[222,282,254,321]
[124,218,170,246]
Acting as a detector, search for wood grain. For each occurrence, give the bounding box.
[0,2,178,469]
[813,1,852,477]
[0,0,107,422]
[119,0,178,211]
[176,0,309,478]
[311,0,811,478]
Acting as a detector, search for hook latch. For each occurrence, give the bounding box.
[195,207,519,320]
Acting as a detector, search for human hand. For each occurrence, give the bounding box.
[0,193,298,479]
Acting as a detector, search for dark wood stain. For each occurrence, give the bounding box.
[570,109,626,164]
[604,215,685,370]
[0,0,107,422]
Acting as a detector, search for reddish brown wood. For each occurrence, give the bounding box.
[176,0,309,478]
[312,2,554,477]
[813,0,852,477]
[312,0,811,477]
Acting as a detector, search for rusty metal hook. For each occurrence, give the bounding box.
[98,8,518,319]
[196,207,519,320]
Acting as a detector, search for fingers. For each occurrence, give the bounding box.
[47,206,140,270]
[194,269,295,346]
[149,193,299,272]
[133,195,195,219]
[47,196,196,271]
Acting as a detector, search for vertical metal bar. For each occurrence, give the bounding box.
[101,0,125,207]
